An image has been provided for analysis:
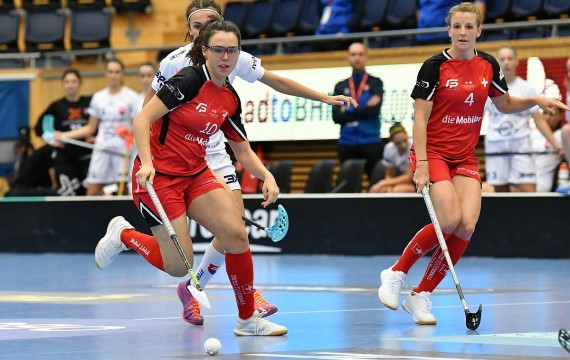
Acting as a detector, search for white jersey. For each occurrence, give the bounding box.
[152,43,265,155]
[485,76,539,142]
[381,139,412,175]
[87,86,139,150]
[530,127,562,192]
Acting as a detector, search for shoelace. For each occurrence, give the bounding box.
[415,292,433,312]
[187,295,201,314]
[388,273,407,293]
[253,289,269,306]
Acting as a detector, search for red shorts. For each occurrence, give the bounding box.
[409,151,481,184]
[131,158,224,227]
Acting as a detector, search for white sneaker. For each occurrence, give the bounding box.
[94,216,132,270]
[234,310,288,336]
[378,267,406,310]
[402,291,437,325]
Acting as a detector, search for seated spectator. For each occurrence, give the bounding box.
[314,0,357,51]
[416,0,486,45]
[531,79,564,192]
[369,123,415,193]
[5,144,57,196]
[35,68,93,196]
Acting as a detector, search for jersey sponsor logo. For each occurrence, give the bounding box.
[169,48,186,60]
[518,171,536,179]
[445,79,459,88]
[196,102,207,113]
[441,115,482,124]
[416,79,430,88]
[224,173,238,184]
[155,70,166,86]
[184,133,208,146]
[164,83,184,100]
[495,121,515,136]
[250,55,258,70]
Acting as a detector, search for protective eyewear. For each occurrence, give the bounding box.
[208,46,241,56]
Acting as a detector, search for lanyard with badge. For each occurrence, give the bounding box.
[320,0,333,25]
[348,73,369,103]
[345,73,368,126]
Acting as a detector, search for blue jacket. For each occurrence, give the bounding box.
[316,0,354,35]
[332,71,383,145]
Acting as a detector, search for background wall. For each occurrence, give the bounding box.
[1,194,568,258]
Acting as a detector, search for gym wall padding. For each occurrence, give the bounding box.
[0,194,568,258]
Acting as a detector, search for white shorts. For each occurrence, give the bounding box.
[485,137,536,186]
[86,149,132,185]
[206,151,241,191]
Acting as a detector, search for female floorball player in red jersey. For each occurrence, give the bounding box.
[94,20,287,336]
[145,0,358,326]
[377,2,568,326]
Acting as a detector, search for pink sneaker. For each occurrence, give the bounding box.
[176,281,204,325]
[253,289,278,318]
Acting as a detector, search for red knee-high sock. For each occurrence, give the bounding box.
[121,229,164,271]
[392,224,439,273]
[416,234,470,293]
[225,249,255,320]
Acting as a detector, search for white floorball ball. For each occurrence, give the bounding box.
[204,337,222,356]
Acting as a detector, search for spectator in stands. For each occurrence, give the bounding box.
[32,68,93,196]
[416,0,486,45]
[377,2,568,326]
[369,122,415,193]
[56,59,139,196]
[332,41,384,179]
[484,46,562,192]
[136,62,156,111]
[314,0,358,51]
[530,79,564,192]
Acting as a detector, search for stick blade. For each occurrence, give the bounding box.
[187,284,211,309]
[466,304,482,330]
[266,204,289,242]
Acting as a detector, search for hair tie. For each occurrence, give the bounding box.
[187,8,221,23]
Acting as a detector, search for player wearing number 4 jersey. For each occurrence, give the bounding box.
[377,2,568,326]
[145,0,357,326]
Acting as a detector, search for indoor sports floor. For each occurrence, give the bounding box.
[0,252,569,359]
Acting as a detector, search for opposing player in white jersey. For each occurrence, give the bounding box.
[485,46,562,192]
[58,58,139,195]
[530,79,564,192]
[144,1,357,326]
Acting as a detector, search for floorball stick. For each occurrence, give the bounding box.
[145,181,211,308]
[242,204,289,242]
[115,125,133,196]
[421,187,482,330]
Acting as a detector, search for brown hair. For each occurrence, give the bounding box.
[184,0,222,43]
[446,2,482,27]
[188,19,241,66]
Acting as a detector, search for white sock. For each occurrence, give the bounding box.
[194,242,225,288]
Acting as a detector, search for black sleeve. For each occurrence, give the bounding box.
[411,55,443,101]
[331,80,358,125]
[224,85,248,142]
[156,66,204,110]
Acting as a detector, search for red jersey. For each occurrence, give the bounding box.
[411,49,508,159]
[152,65,247,176]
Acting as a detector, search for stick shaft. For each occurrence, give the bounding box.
[421,187,470,313]
[145,181,202,291]
[241,215,265,230]
[59,137,126,156]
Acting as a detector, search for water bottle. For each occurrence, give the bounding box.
[556,162,569,194]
